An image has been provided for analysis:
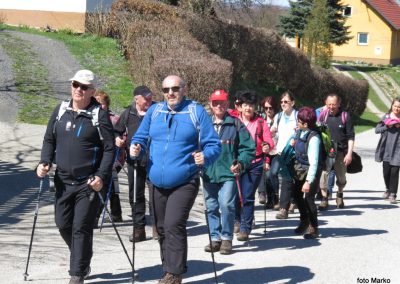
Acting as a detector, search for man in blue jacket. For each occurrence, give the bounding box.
[130,75,221,283]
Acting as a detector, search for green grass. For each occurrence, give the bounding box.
[0,31,58,124]
[347,70,388,113]
[353,109,380,134]
[0,24,134,121]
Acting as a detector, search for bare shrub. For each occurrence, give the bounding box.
[85,12,113,36]
[186,15,368,115]
[110,0,232,103]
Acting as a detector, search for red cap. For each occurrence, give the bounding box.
[210,90,229,101]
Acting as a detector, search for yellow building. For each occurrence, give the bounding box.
[333,0,400,65]
[0,0,114,33]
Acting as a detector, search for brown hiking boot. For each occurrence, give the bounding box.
[275,208,288,219]
[294,219,310,235]
[258,192,267,204]
[234,220,240,234]
[389,194,397,204]
[204,241,221,252]
[288,202,297,214]
[303,225,319,239]
[336,193,344,208]
[220,240,233,255]
[129,227,146,242]
[318,198,329,211]
[237,231,249,241]
[158,272,182,284]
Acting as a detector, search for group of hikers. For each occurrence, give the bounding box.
[34,69,400,284]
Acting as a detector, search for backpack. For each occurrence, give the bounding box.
[294,129,327,171]
[54,99,103,140]
[276,109,298,127]
[151,101,200,131]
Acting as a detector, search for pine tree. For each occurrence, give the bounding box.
[279,0,351,47]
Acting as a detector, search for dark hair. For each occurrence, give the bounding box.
[261,96,278,113]
[237,90,257,105]
[298,106,317,129]
[281,90,295,102]
[389,96,400,114]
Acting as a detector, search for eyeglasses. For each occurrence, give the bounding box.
[281,100,291,104]
[162,86,181,93]
[264,107,273,110]
[72,81,91,91]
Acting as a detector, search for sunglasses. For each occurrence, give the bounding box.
[162,86,181,94]
[281,100,291,104]
[72,81,91,91]
[264,106,273,110]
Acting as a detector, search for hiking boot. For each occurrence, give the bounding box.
[318,198,329,211]
[158,272,182,284]
[336,193,344,209]
[303,225,319,239]
[220,240,233,255]
[84,266,91,280]
[258,192,267,204]
[237,231,249,241]
[294,219,310,235]
[129,227,146,242]
[389,194,397,204]
[234,220,240,234]
[69,276,84,284]
[288,202,297,214]
[152,224,159,240]
[204,241,221,252]
[383,191,390,199]
[275,208,288,219]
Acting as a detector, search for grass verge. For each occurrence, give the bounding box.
[0,31,58,124]
[0,24,134,117]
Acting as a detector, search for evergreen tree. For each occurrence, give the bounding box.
[279,0,351,47]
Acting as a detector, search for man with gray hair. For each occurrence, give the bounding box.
[36,70,115,284]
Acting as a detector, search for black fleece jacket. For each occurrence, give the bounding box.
[40,97,115,183]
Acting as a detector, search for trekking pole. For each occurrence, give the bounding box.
[99,147,121,231]
[23,175,45,281]
[198,168,219,284]
[130,153,139,283]
[97,192,133,268]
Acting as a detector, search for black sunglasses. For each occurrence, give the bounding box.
[264,107,273,110]
[162,86,181,94]
[72,81,91,91]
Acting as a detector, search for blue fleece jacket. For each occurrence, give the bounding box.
[132,99,221,189]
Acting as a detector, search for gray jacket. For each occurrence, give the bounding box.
[375,114,400,166]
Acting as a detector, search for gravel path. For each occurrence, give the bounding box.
[0,30,83,125]
[0,42,18,123]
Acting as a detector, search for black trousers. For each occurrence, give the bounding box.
[54,175,99,276]
[383,161,399,196]
[152,179,199,275]
[127,163,147,227]
[97,171,122,219]
[292,170,322,228]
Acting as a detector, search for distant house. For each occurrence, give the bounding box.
[333,0,400,65]
[0,0,114,32]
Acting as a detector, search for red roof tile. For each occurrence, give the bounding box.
[363,0,400,30]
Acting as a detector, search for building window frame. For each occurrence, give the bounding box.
[357,32,369,46]
[343,6,352,17]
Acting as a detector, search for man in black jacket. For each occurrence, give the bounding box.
[36,70,115,284]
[114,85,155,242]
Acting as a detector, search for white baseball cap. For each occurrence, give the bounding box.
[69,70,95,85]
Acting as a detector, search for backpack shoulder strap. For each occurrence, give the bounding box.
[341,111,348,125]
[188,102,200,131]
[151,102,166,121]
[91,105,103,140]
[56,99,71,121]
[256,118,263,140]
[277,111,283,126]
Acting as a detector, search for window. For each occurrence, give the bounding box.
[343,6,352,17]
[358,33,369,45]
